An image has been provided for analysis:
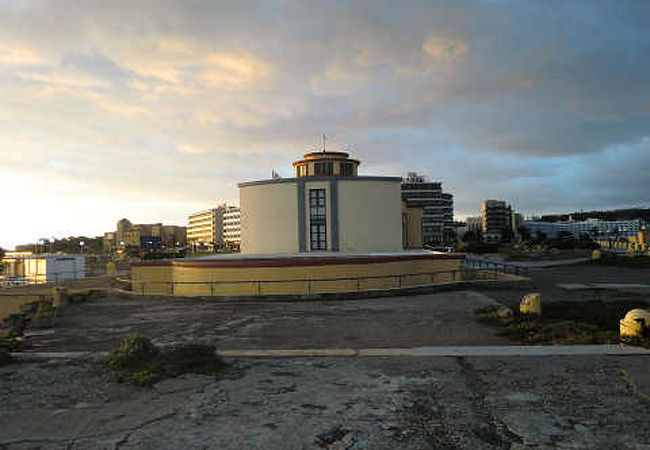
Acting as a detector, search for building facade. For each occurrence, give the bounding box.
[465,216,482,233]
[187,208,223,250]
[104,219,186,252]
[240,151,403,254]
[400,173,455,245]
[1,252,85,285]
[187,205,241,250]
[481,200,513,243]
[222,206,241,248]
[522,218,646,241]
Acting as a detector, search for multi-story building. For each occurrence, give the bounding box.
[465,216,482,233]
[481,200,513,243]
[187,205,241,251]
[187,209,223,250]
[522,218,646,241]
[222,206,241,248]
[104,219,186,252]
[400,173,455,244]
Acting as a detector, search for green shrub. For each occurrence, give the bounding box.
[106,335,227,387]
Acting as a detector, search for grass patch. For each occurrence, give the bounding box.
[476,299,650,346]
[106,335,228,387]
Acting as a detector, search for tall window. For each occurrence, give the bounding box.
[309,189,327,250]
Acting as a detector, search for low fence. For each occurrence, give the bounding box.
[462,257,528,276]
[133,267,513,297]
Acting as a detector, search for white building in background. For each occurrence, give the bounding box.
[187,205,241,250]
[222,206,241,248]
[0,252,85,285]
[239,150,403,254]
[522,218,646,240]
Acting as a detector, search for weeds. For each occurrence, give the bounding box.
[476,299,650,346]
[106,335,228,387]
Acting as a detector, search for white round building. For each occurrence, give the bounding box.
[132,149,464,297]
[239,150,403,254]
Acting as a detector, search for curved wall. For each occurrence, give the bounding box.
[131,253,465,296]
[240,181,299,254]
[239,177,402,254]
[337,179,402,252]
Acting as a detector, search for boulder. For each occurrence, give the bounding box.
[520,293,542,315]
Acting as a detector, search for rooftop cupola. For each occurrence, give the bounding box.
[292,151,360,177]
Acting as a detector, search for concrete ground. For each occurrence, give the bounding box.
[475,261,650,306]
[2,266,650,449]
[1,354,649,449]
[22,290,508,353]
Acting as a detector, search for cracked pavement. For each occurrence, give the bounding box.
[1,283,649,448]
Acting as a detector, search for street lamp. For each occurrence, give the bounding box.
[79,241,85,254]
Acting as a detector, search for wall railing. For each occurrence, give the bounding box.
[133,267,517,297]
[462,257,528,276]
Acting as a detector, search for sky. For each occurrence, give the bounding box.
[1,0,649,249]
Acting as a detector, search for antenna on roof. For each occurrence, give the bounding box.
[322,133,326,152]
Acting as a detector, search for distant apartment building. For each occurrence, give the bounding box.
[187,208,223,250]
[103,219,186,252]
[187,205,241,250]
[222,206,241,248]
[465,216,482,233]
[522,218,646,241]
[401,173,455,244]
[481,200,514,243]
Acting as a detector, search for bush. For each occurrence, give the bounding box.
[476,299,649,345]
[106,335,227,387]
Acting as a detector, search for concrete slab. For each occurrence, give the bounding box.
[412,344,650,357]
[14,345,650,360]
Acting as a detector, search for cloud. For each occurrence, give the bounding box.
[61,49,132,85]
[422,33,468,63]
[0,0,649,247]
[0,43,49,66]
[201,53,272,89]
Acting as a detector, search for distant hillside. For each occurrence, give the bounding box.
[15,236,104,254]
[540,208,650,223]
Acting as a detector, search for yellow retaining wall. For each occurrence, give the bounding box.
[131,256,463,297]
[0,295,45,321]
